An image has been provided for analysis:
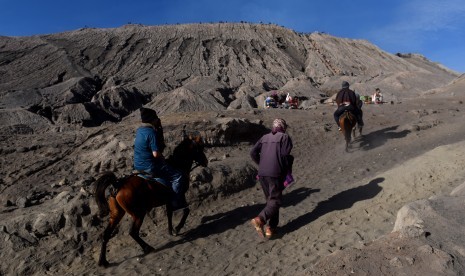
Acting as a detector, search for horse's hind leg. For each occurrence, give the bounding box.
[98,197,125,267]
[345,128,352,152]
[128,211,154,254]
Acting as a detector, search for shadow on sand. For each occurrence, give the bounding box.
[151,186,318,251]
[358,126,410,150]
[280,177,384,235]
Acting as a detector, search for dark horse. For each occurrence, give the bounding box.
[339,110,357,151]
[94,132,208,267]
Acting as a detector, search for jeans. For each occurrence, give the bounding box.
[144,162,188,209]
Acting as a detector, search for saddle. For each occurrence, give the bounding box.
[134,170,168,186]
[342,110,356,119]
[339,110,357,128]
[109,171,170,197]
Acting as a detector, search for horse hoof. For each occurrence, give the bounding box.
[144,246,155,254]
[174,226,183,236]
[98,259,109,268]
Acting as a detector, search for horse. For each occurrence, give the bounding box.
[339,110,357,151]
[94,131,208,267]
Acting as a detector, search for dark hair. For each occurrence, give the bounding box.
[140,107,158,123]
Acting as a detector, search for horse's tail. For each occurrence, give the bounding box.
[94,171,118,218]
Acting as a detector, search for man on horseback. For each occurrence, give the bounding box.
[333,81,364,131]
[133,107,187,210]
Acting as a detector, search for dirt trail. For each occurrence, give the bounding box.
[57,98,465,275]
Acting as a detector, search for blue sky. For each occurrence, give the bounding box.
[1,0,464,73]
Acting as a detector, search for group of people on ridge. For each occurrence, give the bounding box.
[264,91,299,109]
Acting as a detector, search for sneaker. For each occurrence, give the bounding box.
[251,217,265,238]
[283,174,295,188]
[265,226,276,239]
[338,127,342,131]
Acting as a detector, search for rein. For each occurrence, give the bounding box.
[190,162,200,172]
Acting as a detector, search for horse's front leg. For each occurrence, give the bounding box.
[166,203,174,235]
[174,207,190,236]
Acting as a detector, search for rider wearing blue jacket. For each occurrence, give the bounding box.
[134,107,187,210]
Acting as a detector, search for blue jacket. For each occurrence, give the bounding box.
[133,126,162,172]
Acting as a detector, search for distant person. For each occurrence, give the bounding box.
[372,88,383,104]
[250,118,294,239]
[133,107,186,210]
[333,81,363,131]
[275,92,286,106]
[285,93,299,109]
[265,96,277,108]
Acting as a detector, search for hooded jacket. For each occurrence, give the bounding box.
[250,131,293,178]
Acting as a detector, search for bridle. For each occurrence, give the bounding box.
[181,125,205,172]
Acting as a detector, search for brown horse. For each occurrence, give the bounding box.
[94,132,208,267]
[339,110,357,151]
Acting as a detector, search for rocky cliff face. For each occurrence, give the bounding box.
[0,23,459,130]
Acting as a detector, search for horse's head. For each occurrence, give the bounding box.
[186,132,208,168]
[167,131,208,173]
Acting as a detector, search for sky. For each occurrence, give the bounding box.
[1,0,464,73]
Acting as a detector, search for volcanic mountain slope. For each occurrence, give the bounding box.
[0,23,459,130]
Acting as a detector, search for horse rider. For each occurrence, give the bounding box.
[333,81,364,131]
[133,107,187,210]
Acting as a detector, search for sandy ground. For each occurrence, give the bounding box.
[56,97,465,275]
[1,96,465,275]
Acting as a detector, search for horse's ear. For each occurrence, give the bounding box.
[181,125,188,141]
[194,135,203,144]
[192,132,203,144]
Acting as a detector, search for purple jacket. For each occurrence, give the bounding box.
[250,131,293,178]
